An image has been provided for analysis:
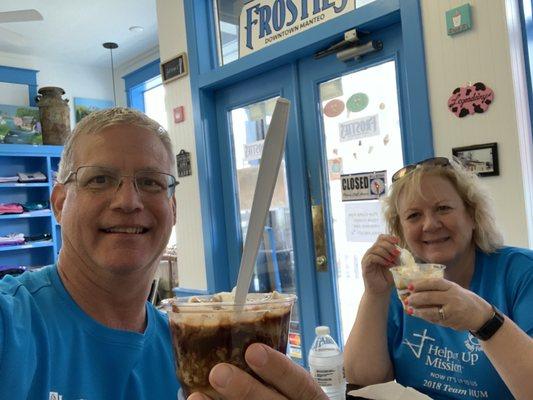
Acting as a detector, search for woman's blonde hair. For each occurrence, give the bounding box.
[383,158,503,253]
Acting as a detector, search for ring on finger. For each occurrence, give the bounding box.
[438,306,446,321]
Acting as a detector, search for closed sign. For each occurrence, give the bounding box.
[341,170,386,201]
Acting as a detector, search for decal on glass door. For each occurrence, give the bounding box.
[339,114,380,142]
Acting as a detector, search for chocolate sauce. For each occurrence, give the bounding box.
[170,309,291,398]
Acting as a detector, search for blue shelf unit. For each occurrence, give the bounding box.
[0,144,63,268]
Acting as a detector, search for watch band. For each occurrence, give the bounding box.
[469,305,504,341]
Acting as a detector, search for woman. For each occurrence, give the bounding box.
[344,157,533,399]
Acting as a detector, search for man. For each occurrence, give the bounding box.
[0,108,179,398]
[0,107,324,399]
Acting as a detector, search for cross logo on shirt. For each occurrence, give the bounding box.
[402,329,436,359]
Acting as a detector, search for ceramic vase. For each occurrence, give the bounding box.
[36,86,71,145]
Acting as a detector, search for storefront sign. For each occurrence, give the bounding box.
[341,170,386,202]
[448,82,494,118]
[345,201,386,242]
[244,139,265,162]
[339,114,379,142]
[239,0,356,57]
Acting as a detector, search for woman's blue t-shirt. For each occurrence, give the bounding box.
[387,246,533,399]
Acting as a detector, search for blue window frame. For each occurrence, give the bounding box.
[123,59,162,111]
[0,65,39,106]
[518,0,533,136]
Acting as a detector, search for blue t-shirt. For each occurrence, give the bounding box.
[0,265,180,399]
[387,246,533,399]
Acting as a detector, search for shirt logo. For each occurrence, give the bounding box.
[464,333,482,353]
[402,328,435,359]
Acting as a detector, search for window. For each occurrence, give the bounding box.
[144,83,168,129]
[213,0,242,65]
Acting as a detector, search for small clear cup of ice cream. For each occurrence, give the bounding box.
[389,249,446,309]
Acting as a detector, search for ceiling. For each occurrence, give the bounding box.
[0,0,160,68]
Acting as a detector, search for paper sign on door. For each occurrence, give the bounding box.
[345,201,386,242]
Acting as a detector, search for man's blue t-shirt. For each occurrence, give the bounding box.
[0,265,180,399]
[387,247,533,399]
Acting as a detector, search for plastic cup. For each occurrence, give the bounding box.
[168,292,296,399]
[389,263,446,309]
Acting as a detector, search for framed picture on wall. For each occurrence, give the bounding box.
[73,97,113,123]
[0,104,42,145]
[452,142,499,177]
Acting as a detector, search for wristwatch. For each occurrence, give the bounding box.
[469,305,505,341]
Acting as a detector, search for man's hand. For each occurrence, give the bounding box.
[187,343,328,400]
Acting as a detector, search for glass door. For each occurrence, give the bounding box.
[298,23,407,344]
[215,65,319,363]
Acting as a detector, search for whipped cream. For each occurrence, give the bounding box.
[188,290,284,304]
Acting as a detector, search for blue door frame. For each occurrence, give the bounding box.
[183,0,433,359]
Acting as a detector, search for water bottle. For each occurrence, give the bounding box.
[308,326,346,400]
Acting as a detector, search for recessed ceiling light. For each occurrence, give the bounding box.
[129,26,144,33]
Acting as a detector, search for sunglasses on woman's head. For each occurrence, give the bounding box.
[391,157,450,182]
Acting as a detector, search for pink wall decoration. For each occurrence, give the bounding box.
[448,82,494,118]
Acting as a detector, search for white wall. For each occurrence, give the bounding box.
[420,0,530,248]
[155,0,208,290]
[0,50,114,128]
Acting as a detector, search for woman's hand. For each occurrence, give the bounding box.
[187,343,328,400]
[361,234,401,295]
[406,278,494,331]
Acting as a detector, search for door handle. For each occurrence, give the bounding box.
[312,204,328,272]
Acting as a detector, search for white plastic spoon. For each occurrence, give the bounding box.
[234,98,290,306]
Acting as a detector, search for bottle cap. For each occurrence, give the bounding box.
[315,326,330,335]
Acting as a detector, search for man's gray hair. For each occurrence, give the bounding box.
[57,107,175,183]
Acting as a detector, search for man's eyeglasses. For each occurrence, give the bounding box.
[391,157,450,182]
[61,166,178,198]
